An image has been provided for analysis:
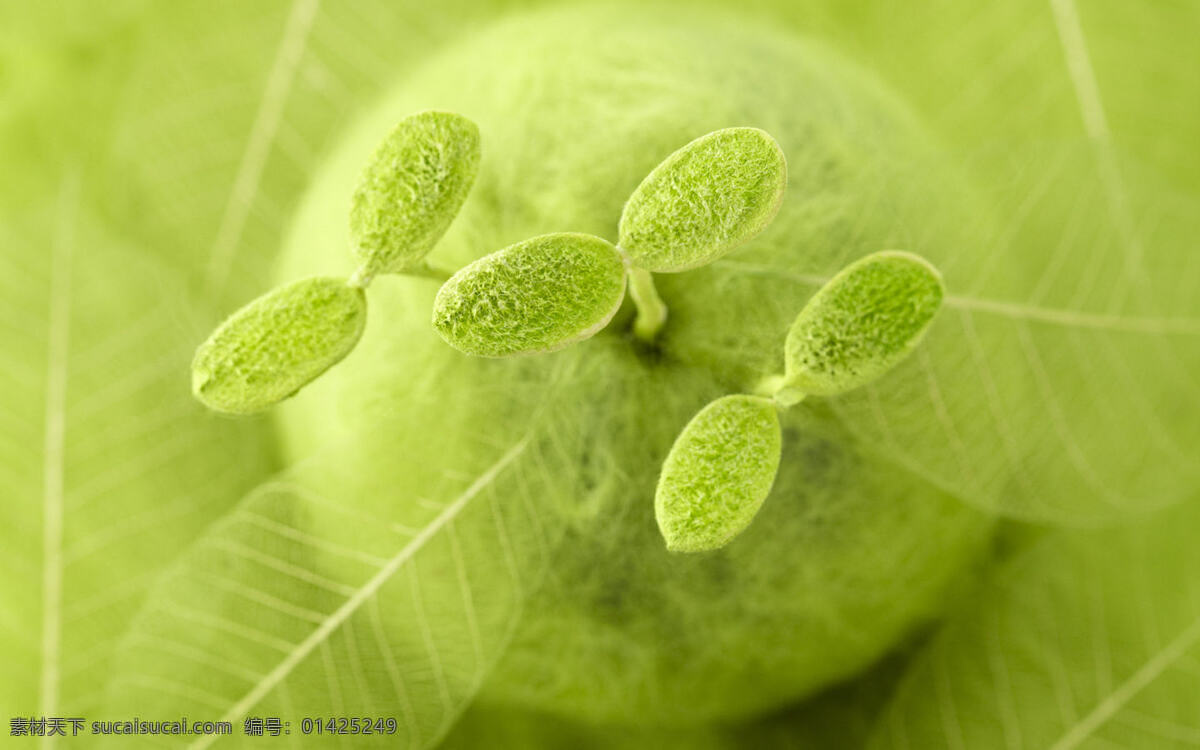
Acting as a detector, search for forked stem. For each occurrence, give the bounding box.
[627,266,668,343]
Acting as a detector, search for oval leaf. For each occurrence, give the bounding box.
[349,110,481,275]
[192,277,367,414]
[655,394,782,553]
[618,127,787,272]
[783,250,944,397]
[432,232,627,357]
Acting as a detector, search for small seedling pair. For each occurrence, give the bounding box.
[191,110,945,554]
[655,251,944,553]
[191,111,480,415]
[431,125,787,356]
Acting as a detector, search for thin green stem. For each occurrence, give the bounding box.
[754,373,806,408]
[403,261,455,282]
[347,265,375,289]
[627,266,668,342]
[349,260,454,289]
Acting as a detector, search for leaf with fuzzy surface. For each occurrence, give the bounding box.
[871,497,1200,750]
[192,277,367,415]
[655,395,782,553]
[783,251,943,397]
[0,181,276,721]
[619,127,787,273]
[350,111,481,276]
[432,232,627,357]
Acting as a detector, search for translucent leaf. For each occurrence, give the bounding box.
[103,1,514,306]
[0,182,275,718]
[432,233,626,357]
[349,111,481,276]
[871,497,1200,750]
[618,127,787,272]
[783,251,944,397]
[104,432,554,750]
[192,277,367,415]
[655,395,782,552]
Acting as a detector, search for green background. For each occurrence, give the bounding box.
[2,1,1198,747]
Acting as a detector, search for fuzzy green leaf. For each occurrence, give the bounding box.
[192,277,367,414]
[349,111,481,276]
[618,127,787,273]
[432,232,627,357]
[655,394,783,553]
[782,251,944,397]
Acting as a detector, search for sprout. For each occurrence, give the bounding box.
[349,110,481,277]
[432,233,627,357]
[654,251,945,552]
[782,250,944,396]
[191,277,367,415]
[618,127,787,272]
[655,395,782,553]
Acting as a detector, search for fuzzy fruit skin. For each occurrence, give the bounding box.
[276,6,990,727]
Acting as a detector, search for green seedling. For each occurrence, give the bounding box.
[655,251,945,552]
[196,119,787,409]
[433,126,788,356]
[192,110,480,414]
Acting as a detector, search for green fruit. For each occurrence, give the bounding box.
[275,5,989,727]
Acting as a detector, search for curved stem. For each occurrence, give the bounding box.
[351,261,455,289]
[402,261,454,283]
[754,373,806,408]
[627,267,668,343]
[347,265,375,289]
